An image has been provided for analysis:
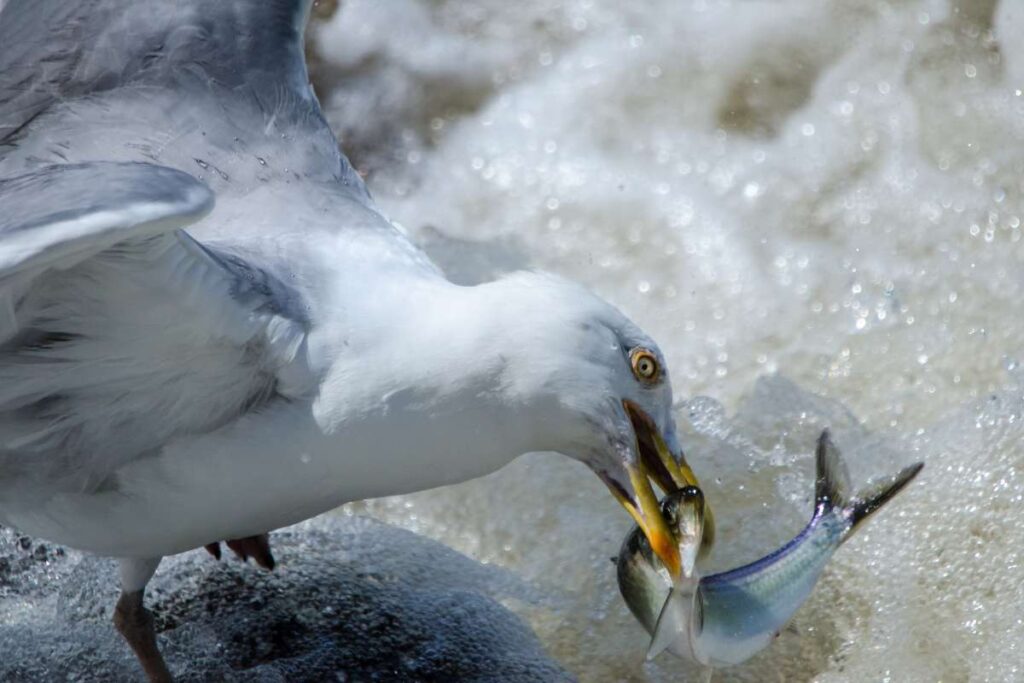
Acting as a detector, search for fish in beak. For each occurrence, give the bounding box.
[617,430,924,666]
[600,400,714,580]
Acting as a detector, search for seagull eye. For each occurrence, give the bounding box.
[630,348,661,383]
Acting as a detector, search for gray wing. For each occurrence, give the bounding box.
[0,162,212,289]
[0,2,407,497]
[1,0,313,133]
[0,162,308,494]
[0,0,369,202]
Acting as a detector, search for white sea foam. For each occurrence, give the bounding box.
[314,1,1024,679]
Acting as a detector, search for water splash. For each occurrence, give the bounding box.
[308,2,1024,679]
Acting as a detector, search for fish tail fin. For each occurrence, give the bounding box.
[815,429,924,540]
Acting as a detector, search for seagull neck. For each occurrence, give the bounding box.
[308,277,556,498]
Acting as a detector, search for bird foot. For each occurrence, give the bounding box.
[204,533,275,570]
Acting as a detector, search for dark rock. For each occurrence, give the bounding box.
[0,516,572,682]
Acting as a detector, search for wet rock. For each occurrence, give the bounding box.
[0,516,571,682]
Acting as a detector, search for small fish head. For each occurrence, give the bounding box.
[660,486,705,579]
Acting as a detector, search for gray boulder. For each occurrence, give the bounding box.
[0,515,571,682]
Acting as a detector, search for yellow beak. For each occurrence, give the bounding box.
[609,400,715,579]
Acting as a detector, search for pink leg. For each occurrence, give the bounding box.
[114,590,173,683]
[115,557,172,682]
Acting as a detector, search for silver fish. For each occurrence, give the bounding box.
[617,430,923,667]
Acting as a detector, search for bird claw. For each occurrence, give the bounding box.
[203,534,275,570]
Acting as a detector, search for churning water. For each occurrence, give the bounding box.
[312,1,1024,680]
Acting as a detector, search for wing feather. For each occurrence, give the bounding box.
[0,0,369,196]
[0,161,309,495]
[0,162,213,287]
[0,0,315,135]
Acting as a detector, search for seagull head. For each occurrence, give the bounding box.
[486,273,713,578]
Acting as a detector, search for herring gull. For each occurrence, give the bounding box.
[0,1,707,679]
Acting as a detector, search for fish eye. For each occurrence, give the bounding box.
[629,348,661,384]
[681,486,702,502]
